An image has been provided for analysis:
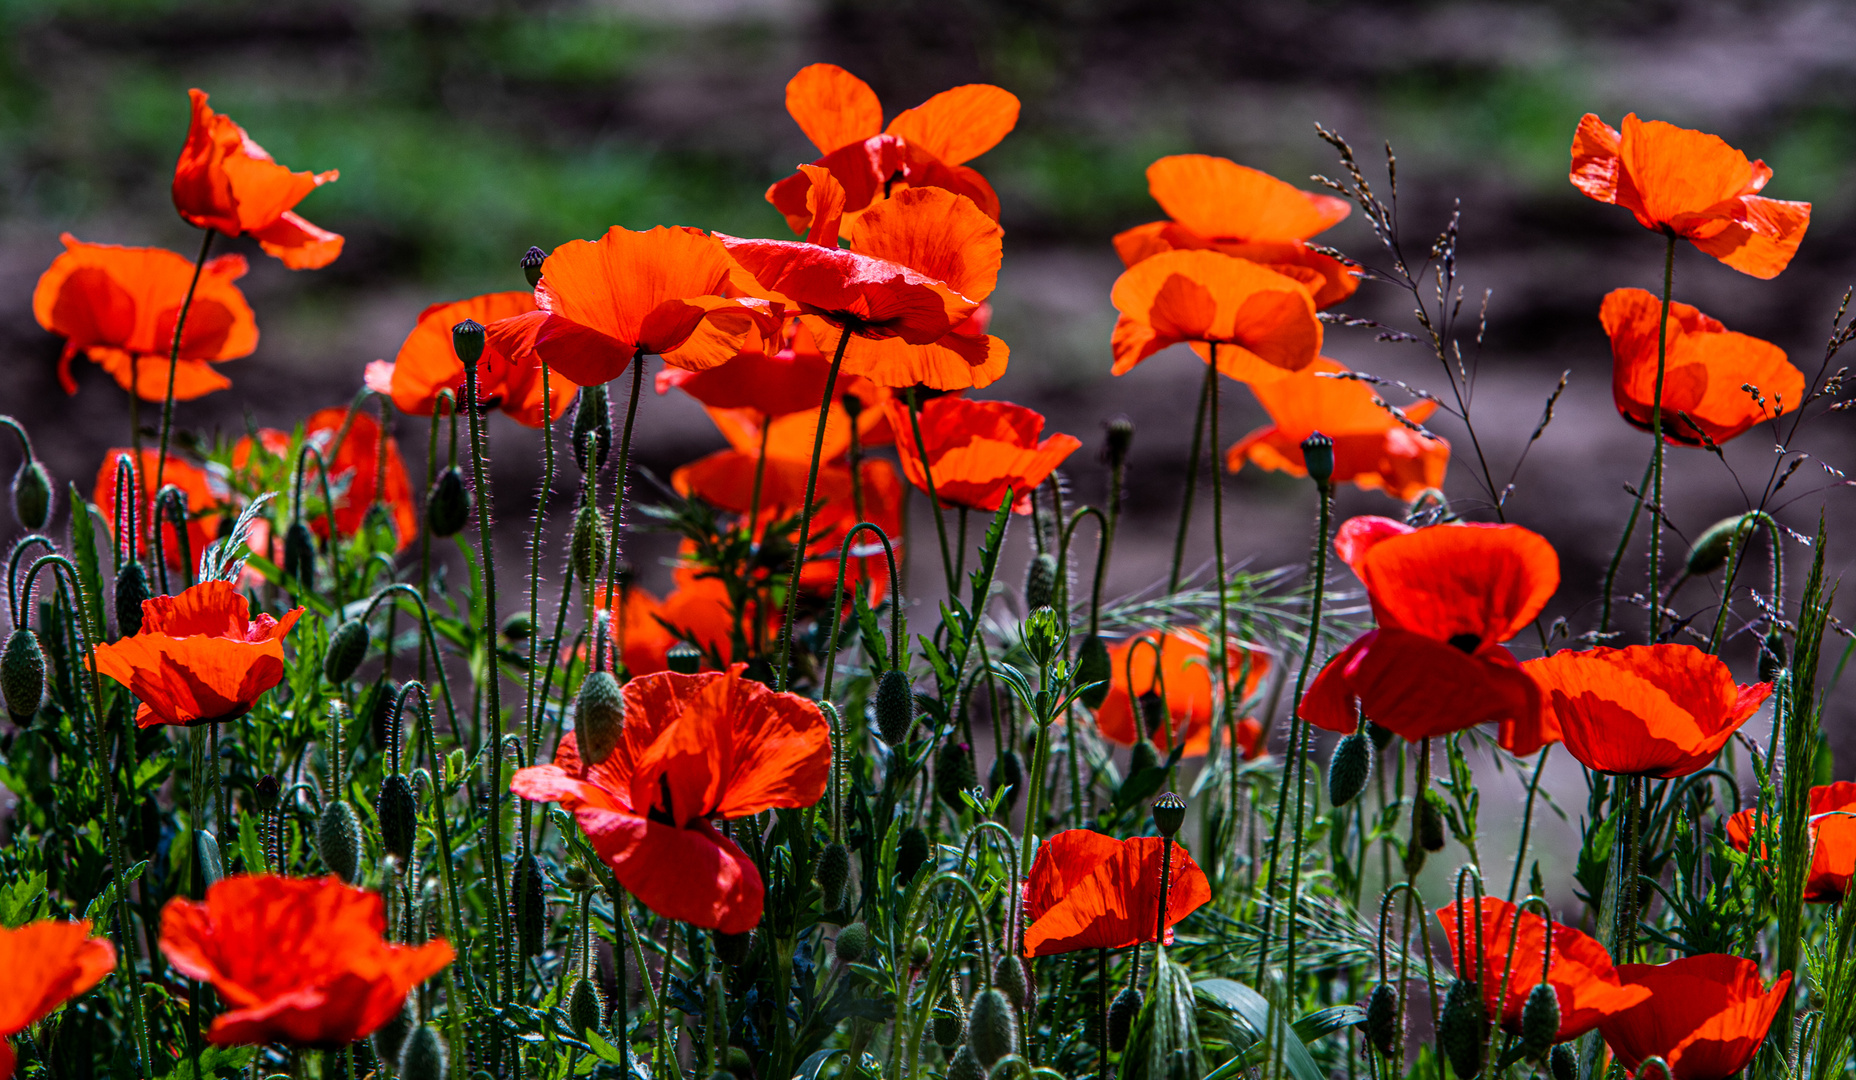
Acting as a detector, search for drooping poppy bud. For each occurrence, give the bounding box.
[573,384,612,473]
[1328,732,1372,807]
[1363,983,1402,1057]
[255,773,280,812]
[114,560,151,637]
[1758,628,1788,683]
[1075,633,1111,710]
[910,935,932,967]
[1104,416,1134,469]
[521,245,547,289]
[1137,690,1166,737]
[317,800,363,883]
[1129,738,1160,775]
[323,619,369,684]
[666,641,702,675]
[282,519,317,586]
[2,627,46,719]
[426,467,471,537]
[1687,513,1760,576]
[1419,793,1447,852]
[835,921,871,964]
[1151,792,1187,838]
[933,992,967,1050]
[948,1044,985,1080]
[967,987,1017,1067]
[500,611,534,641]
[993,954,1029,1010]
[377,773,416,862]
[574,670,625,767]
[990,749,1023,811]
[1107,987,1142,1051]
[371,999,415,1070]
[1024,552,1057,613]
[11,457,51,531]
[571,500,608,585]
[1301,431,1335,487]
[936,739,978,812]
[399,1024,448,1080]
[451,319,486,369]
[875,668,916,745]
[1520,981,1560,1060]
[1438,978,1487,1079]
[1549,1043,1576,1080]
[897,825,931,885]
[512,851,547,958]
[814,841,852,912]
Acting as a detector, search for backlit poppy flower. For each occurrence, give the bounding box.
[234,408,417,552]
[34,234,258,401]
[1095,630,1271,757]
[92,581,304,728]
[0,920,115,1078]
[660,316,895,443]
[1600,289,1803,445]
[94,448,224,567]
[511,667,832,933]
[502,226,766,387]
[886,395,1080,514]
[1114,155,1357,309]
[1570,113,1810,279]
[1437,898,1649,1044]
[766,63,1018,238]
[1523,644,1770,778]
[1725,782,1856,903]
[1110,249,1322,382]
[1232,716,1267,761]
[1599,955,1791,1080]
[1302,521,1559,753]
[590,583,677,678]
[1226,358,1450,499]
[655,570,779,666]
[1021,830,1211,957]
[158,874,453,1048]
[171,89,343,270]
[376,292,574,428]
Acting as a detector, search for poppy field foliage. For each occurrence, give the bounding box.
[3,64,1856,1080]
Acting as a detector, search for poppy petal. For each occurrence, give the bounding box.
[847,186,1003,304]
[884,83,1020,166]
[1109,250,1321,375]
[1300,629,1540,743]
[1147,155,1350,242]
[1353,522,1559,645]
[250,210,344,271]
[785,64,884,156]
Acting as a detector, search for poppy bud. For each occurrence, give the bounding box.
[989,750,1023,811]
[1074,633,1111,710]
[874,669,916,745]
[1758,628,1788,683]
[1520,981,1560,1061]
[575,670,625,767]
[1301,432,1335,487]
[967,987,1017,1068]
[11,458,51,531]
[1686,513,1759,576]
[1327,733,1373,807]
[1137,690,1166,738]
[714,928,754,967]
[1437,978,1487,1079]
[1144,793,1185,842]
[521,245,547,288]
[667,642,702,675]
[835,921,871,964]
[1418,793,1447,852]
[569,976,605,1035]
[255,773,280,812]
[1106,987,1141,1051]
[317,800,362,884]
[1368,720,1397,752]
[936,739,978,812]
[3,628,46,720]
[947,1045,986,1080]
[1549,1043,1577,1080]
[451,319,486,368]
[573,384,612,473]
[814,841,852,912]
[1362,983,1402,1057]
[500,611,534,641]
[910,935,932,967]
[372,999,416,1067]
[1129,738,1160,775]
[1104,416,1134,469]
[571,500,608,585]
[398,1023,448,1080]
[282,519,317,586]
[896,825,931,885]
[512,851,547,958]
[562,863,591,891]
[1023,553,1057,614]
[114,560,150,637]
[426,467,471,537]
[323,619,369,684]
[993,955,1029,1011]
[932,993,966,1050]
[1022,606,1064,669]
[377,772,416,862]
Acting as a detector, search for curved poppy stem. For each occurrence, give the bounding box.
[1645,230,1679,643]
[775,327,851,692]
[926,872,996,984]
[360,584,464,745]
[6,535,55,627]
[151,228,215,534]
[1706,512,1782,655]
[1506,745,1552,904]
[818,521,901,702]
[905,387,957,595]
[959,819,1023,945]
[1598,456,1658,638]
[156,486,194,590]
[1059,506,1109,634]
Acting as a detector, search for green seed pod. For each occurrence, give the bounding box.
[1152,791,1187,837]
[814,841,851,912]
[834,921,871,964]
[371,998,415,1068]
[575,670,626,767]
[571,500,608,585]
[316,800,362,884]
[1367,720,1397,752]
[667,642,702,675]
[2,628,46,720]
[909,935,932,967]
[1074,633,1111,710]
[896,826,931,885]
[1301,432,1335,486]
[1106,987,1142,1052]
[11,458,51,531]
[1758,628,1788,683]
[426,467,471,537]
[1129,738,1160,776]
[452,319,486,367]
[500,611,534,641]
[1418,794,1447,852]
[936,740,978,812]
[568,975,605,1035]
[1520,981,1560,1060]
[573,384,612,473]
[1549,1043,1577,1080]
[323,619,369,685]
[1023,552,1057,614]
[1687,513,1760,576]
[1437,978,1487,1079]
[512,851,546,957]
[521,245,547,289]
[990,1056,1029,1080]
[1362,983,1402,1057]
[281,520,317,587]
[714,929,753,967]
[398,1023,448,1080]
[114,560,150,637]
[1327,732,1373,807]
[377,773,417,862]
[1104,416,1134,469]
[993,955,1028,1011]
[1137,690,1166,737]
[989,750,1023,811]
[932,992,966,1050]
[874,668,916,745]
[947,1045,985,1080]
[967,987,1017,1068]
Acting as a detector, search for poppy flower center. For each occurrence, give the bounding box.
[1447,633,1482,654]
[646,773,681,828]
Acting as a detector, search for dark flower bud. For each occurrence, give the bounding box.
[1023,553,1057,614]
[896,826,931,885]
[1301,431,1335,487]
[255,773,280,812]
[398,1023,448,1080]
[1549,1043,1577,1080]
[947,1045,985,1080]
[1327,732,1373,807]
[989,750,1023,812]
[571,501,608,585]
[1104,416,1134,469]
[521,245,547,289]
[568,976,605,1035]
[834,921,871,964]
[667,642,702,675]
[282,519,317,586]
[575,670,626,767]
[841,392,864,421]
[1758,628,1788,683]
[323,619,369,684]
[3,628,46,720]
[426,467,471,537]
[935,739,978,812]
[1362,983,1402,1057]
[1106,987,1142,1051]
[1418,793,1447,853]
[993,954,1028,1011]
[909,935,932,967]
[1687,513,1760,576]
[1151,792,1187,837]
[1368,719,1397,752]
[1074,633,1111,710]
[371,999,415,1068]
[500,611,534,641]
[562,863,591,892]
[1138,690,1166,737]
[511,851,547,958]
[451,319,486,367]
[573,384,612,473]
[11,458,51,531]
[377,773,417,862]
[1129,738,1160,775]
[114,560,151,637]
[714,929,754,967]
[967,987,1017,1067]
[1520,981,1560,1060]
[875,668,915,745]
[1438,978,1487,1078]
[317,800,362,883]
[933,992,966,1049]
[814,841,852,912]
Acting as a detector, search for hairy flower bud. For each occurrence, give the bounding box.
[1418,793,1447,853]
[1301,431,1335,487]
[993,955,1028,1011]
[376,773,416,862]
[1075,633,1111,710]
[398,1023,448,1080]
[875,669,916,745]
[323,619,369,685]
[571,500,608,585]
[1327,732,1373,807]
[569,976,605,1035]
[426,467,471,537]
[967,987,1017,1067]
[897,826,931,886]
[1549,1043,1577,1080]
[575,670,625,767]
[1687,513,1760,576]
[573,384,612,473]
[255,773,280,812]
[1129,738,1160,776]
[281,519,317,588]
[666,642,702,675]
[521,245,547,289]
[1758,628,1788,683]
[512,851,547,958]
[1104,416,1134,469]
[371,999,416,1069]
[932,992,966,1050]
[114,560,151,637]
[1023,553,1057,614]
[835,921,871,964]
[1137,690,1166,738]
[910,935,932,967]
[947,1045,985,1080]
[1106,987,1142,1051]
[1362,983,1402,1057]
[11,458,51,531]
[814,842,852,913]
[2,628,46,720]
[1022,606,1065,669]
[317,800,362,883]
[1520,981,1560,1060]
[1438,978,1488,1079]
[936,740,978,812]
[1152,792,1187,838]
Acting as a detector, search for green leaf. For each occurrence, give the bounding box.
[197,829,225,887]
[1194,979,1324,1080]
[1293,1004,1365,1042]
[237,810,269,875]
[0,870,47,928]
[792,1047,848,1080]
[83,860,148,924]
[153,1044,257,1080]
[66,484,107,641]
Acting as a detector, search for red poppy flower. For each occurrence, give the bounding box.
[375,292,574,428]
[1600,288,1803,446]
[0,920,115,1078]
[652,569,780,666]
[159,874,453,1048]
[1232,716,1267,761]
[885,395,1080,514]
[1599,955,1791,1080]
[1570,113,1810,279]
[1095,630,1271,758]
[659,316,896,443]
[1523,645,1770,778]
[1437,898,1649,1044]
[584,584,677,678]
[1725,782,1856,903]
[765,64,1018,238]
[1226,358,1450,499]
[234,408,417,552]
[499,226,767,387]
[1114,155,1357,309]
[511,667,831,933]
[1302,521,1559,753]
[93,448,224,567]
[92,581,304,728]
[171,89,342,270]
[34,234,258,401]
[1110,249,1322,381]
[1021,830,1211,957]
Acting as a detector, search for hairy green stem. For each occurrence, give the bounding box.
[775,327,851,691]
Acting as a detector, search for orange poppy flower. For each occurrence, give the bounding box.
[1113,155,1357,309]
[1110,249,1322,382]
[885,395,1080,514]
[171,89,342,270]
[1232,716,1267,761]
[502,226,767,387]
[1021,830,1211,957]
[1226,358,1450,499]
[0,920,115,1078]
[511,667,831,933]
[658,316,896,443]
[92,581,304,729]
[765,63,1018,238]
[588,583,677,678]
[93,448,224,567]
[1094,630,1271,758]
[233,407,418,552]
[34,234,258,401]
[1725,782,1856,903]
[722,167,1009,390]
[1302,520,1559,753]
[1437,898,1650,1045]
[159,874,453,1048]
[1523,644,1771,778]
[1570,113,1810,279]
[1600,289,1803,446]
[653,570,779,666]
[375,292,574,428]
[1599,955,1791,1080]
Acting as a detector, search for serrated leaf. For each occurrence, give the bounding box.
[66,484,107,641]
[83,860,148,923]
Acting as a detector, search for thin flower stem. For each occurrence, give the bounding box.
[1646,230,1678,643]
[523,362,556,758]
[1205,356,1235,784]
[600,355,647,635]
[1166,373,1212,594]
[1597,455,1657,638]
[775,327,851,691]
[151,229,215,538]
[1506,745,1552,903]
[906,388,956,595]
